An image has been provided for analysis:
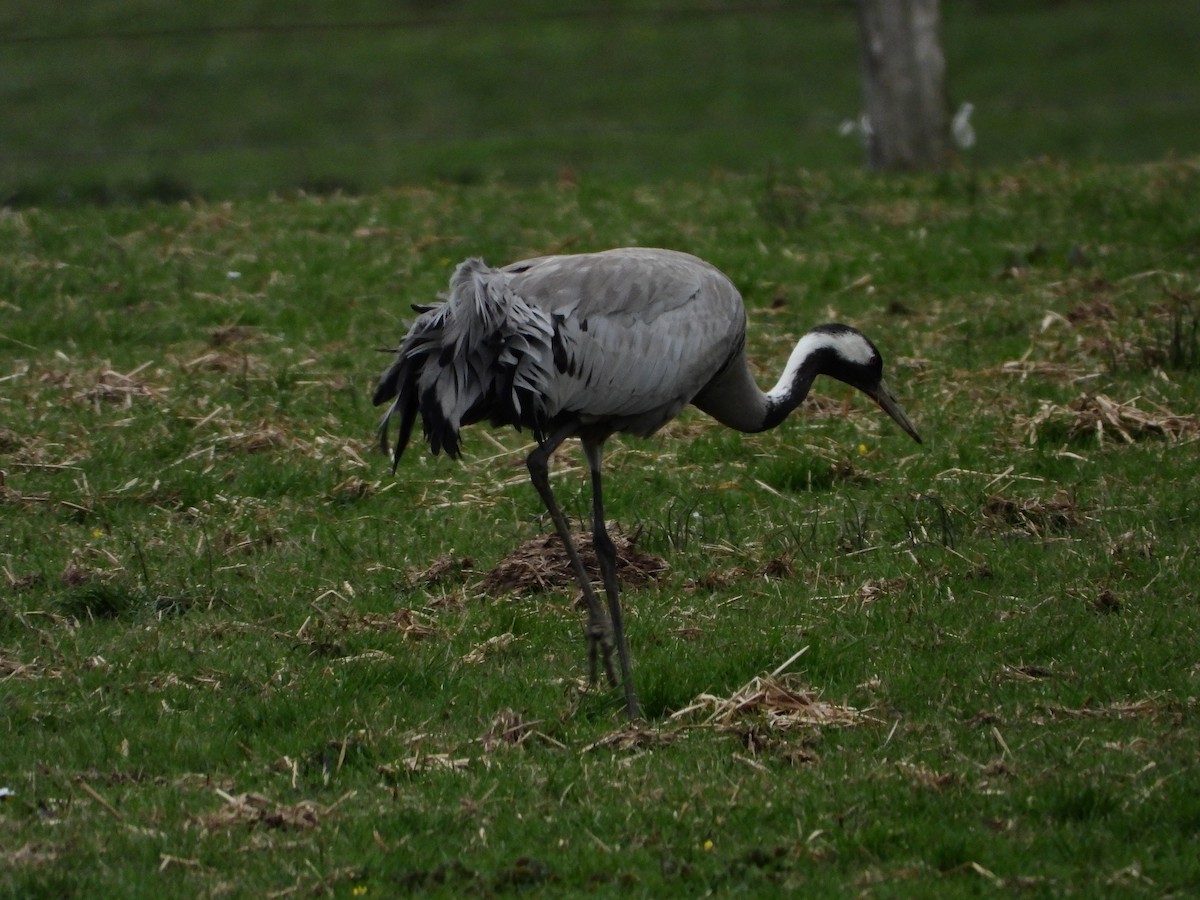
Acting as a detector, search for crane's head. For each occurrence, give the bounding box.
[808,323,922,444]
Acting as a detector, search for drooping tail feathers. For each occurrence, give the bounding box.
[373,257,555,468]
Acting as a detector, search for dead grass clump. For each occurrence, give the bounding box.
[459,632,517,666]
[897,760,964,791]
[181,349,267,376]
[213,422,308,455]
[1036,697,1163,721]
[335,609,441,641]
[480,708,536,751]
[798,394,849,419]
[1018,393,1199,445]
[197,789,323,832]
[3,842,59,868]
[1088,588,1123,614]
[685,556,801,592]
[208,324,257,347]
[581,721,677,754]
[761,556,796,579]
[325,475,376,503]
[60,560,99,587]
[477,708,565,753]
[671,673,874,731]
[668,649,874,733]
[56,545,138,590]
[981,491,1082,537]
[686,567,740,591]
[481,527,667,596]
[3,566,43,592]
[0,483,51,510]
[1065,294,1116,323]
[997,664,1057,683]
[75,363,165,408]
[380,754,471,775]
[407,555,474,588]
[728,719,822,765]
[994,359,1095,384]
[0,655,61,680]
[0,426,25,452]
[1108,528,1155,560]
[217,528,282,556]
[857,577,908,605]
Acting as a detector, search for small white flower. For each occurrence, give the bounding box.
[227,271,241,280]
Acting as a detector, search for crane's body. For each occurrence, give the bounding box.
[376,248,751,457]
[375,247,921,719]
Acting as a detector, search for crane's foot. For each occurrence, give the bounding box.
[584,624,643,719]
[586,624,619,688]
[583,629,641,719]
[622,687,643,721]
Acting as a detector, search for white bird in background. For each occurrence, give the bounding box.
[952,102,976,150]
[374,248,922,719]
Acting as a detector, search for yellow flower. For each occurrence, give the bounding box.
[857,443,869,456]
[703,839,714,851]
[352,887,368,897]
[91,528,104,538]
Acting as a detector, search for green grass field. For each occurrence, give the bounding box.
[3,0,1199,202]
[4,0,1200,895]
[3,160,1200,895]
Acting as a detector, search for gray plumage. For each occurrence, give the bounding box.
[375,248,751,461]
[374,247,922,719]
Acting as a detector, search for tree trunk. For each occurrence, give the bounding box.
[856,0,949,171]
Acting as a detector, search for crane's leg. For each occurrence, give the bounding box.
[583,439,642,720]
[526,427,618,689]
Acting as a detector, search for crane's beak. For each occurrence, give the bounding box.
[868,379,922,444]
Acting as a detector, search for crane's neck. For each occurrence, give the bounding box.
[761,331,837,429]
[692,332,831,433]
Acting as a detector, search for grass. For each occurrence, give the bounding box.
[3,0,1200,202]
[3,159,1200,895]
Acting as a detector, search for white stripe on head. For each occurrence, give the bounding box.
[766,326,877,402]
[820,327,876,366]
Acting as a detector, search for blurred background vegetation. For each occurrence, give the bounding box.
[2,0,1197,205]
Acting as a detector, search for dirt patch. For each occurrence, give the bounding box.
[481,527,667,596]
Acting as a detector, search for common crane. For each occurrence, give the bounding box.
[374,247,922,719]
